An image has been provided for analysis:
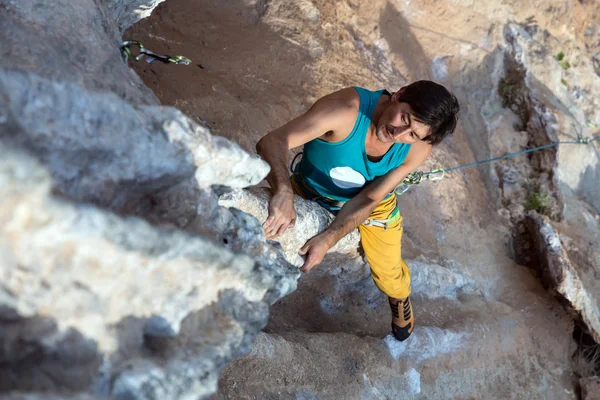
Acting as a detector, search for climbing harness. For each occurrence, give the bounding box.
[362,202,400,230]
[120,40,191,65]
[362,217,390,229]
[289,151,303,173]
[291,170,347,210]
[395,134,600,195]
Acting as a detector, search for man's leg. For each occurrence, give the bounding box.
[388,296,413,341]
[358,195,414,341]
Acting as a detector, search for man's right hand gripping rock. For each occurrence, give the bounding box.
[263,189,296,239]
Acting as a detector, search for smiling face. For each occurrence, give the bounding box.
[375,100,431,144]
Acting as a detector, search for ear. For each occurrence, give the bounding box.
[391,86,406,101]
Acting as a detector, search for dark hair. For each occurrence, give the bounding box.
[397,80,460,146]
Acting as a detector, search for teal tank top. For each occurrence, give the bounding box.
[296,87,411,211]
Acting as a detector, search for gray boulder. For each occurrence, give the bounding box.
[0,0,296,399]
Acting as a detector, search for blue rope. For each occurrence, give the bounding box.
[427,136,599,176]
[396,135,599,194]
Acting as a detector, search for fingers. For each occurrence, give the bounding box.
[263,215,295,239]
[300,258,313,273]
[266,225,281,239]
[274,222,290,238]
[262,215,276,231]
[300,252,319,273]
[263,193,296,239]
[298,242,309,255]
[299,241,314,273]
[265,218,288,239]
[263,210,282,238]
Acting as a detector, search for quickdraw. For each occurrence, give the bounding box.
[394,169,446,195]
[120,40,191,65]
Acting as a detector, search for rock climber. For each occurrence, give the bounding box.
[256,81,459,341]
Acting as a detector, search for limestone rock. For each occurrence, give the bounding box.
[2,0,597,398]
[410,260,478,299]
[0,144,297,399]
[0,0,157,105]
[109,0,168,33]
[504,23,600,214]
[0,0,293,399]
[581,376,600,400]
[219,187,361,266]
[0,69,268,211]
[2,0,268,213]
[523,212,600,343]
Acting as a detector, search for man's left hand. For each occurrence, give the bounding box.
[298,233,334,273]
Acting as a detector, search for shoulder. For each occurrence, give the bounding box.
[404,141,433,167]
[311,87,360,115]
[307,88,360,131]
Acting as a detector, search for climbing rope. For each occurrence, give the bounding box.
[394,135,599,195]
[120,40,191,65]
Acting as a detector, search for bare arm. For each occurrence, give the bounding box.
[300,142,432,272]
[256,91,357,238]
[324,163,422,245]
[255,127,293,198]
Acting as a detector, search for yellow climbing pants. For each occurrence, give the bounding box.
[291,176,411,299]
[358,194,411,299]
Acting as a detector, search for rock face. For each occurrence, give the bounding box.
[2,0,600,399]
[0,144,291,398]
[581,376,600,400]
[0,0,158,106]
[522,213,600,343]
[126,0,600,398]
[500,22,600,347]
[109,0,168,33]
[219,187,361,266]
[0,0,296,399]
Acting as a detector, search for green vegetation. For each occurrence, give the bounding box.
[525,192,552,215]
[555,51,570,70]
[498,75,521,108]
[497,66,529,124]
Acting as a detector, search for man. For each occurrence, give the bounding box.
[256,81,459,341]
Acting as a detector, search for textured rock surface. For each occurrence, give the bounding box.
[219,187,361,266]
[127,0,600,398]
[2,0,269,213]
[2,0,599,399]
[0,144,295,398]
[219,251,575,399]
[522,213,600,343]
[503,22,600,214]
[0,0,158,106]
[110,0,168,33]
[0,67,268,211]
[500,22,600,346]
[0,0,296,399]
[581,376,600,400]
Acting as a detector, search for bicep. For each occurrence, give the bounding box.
[359,165,414,203]
[263,95,355,150]
[360,146,432,202]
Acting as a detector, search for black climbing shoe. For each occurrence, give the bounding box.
[389,296,414,342]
